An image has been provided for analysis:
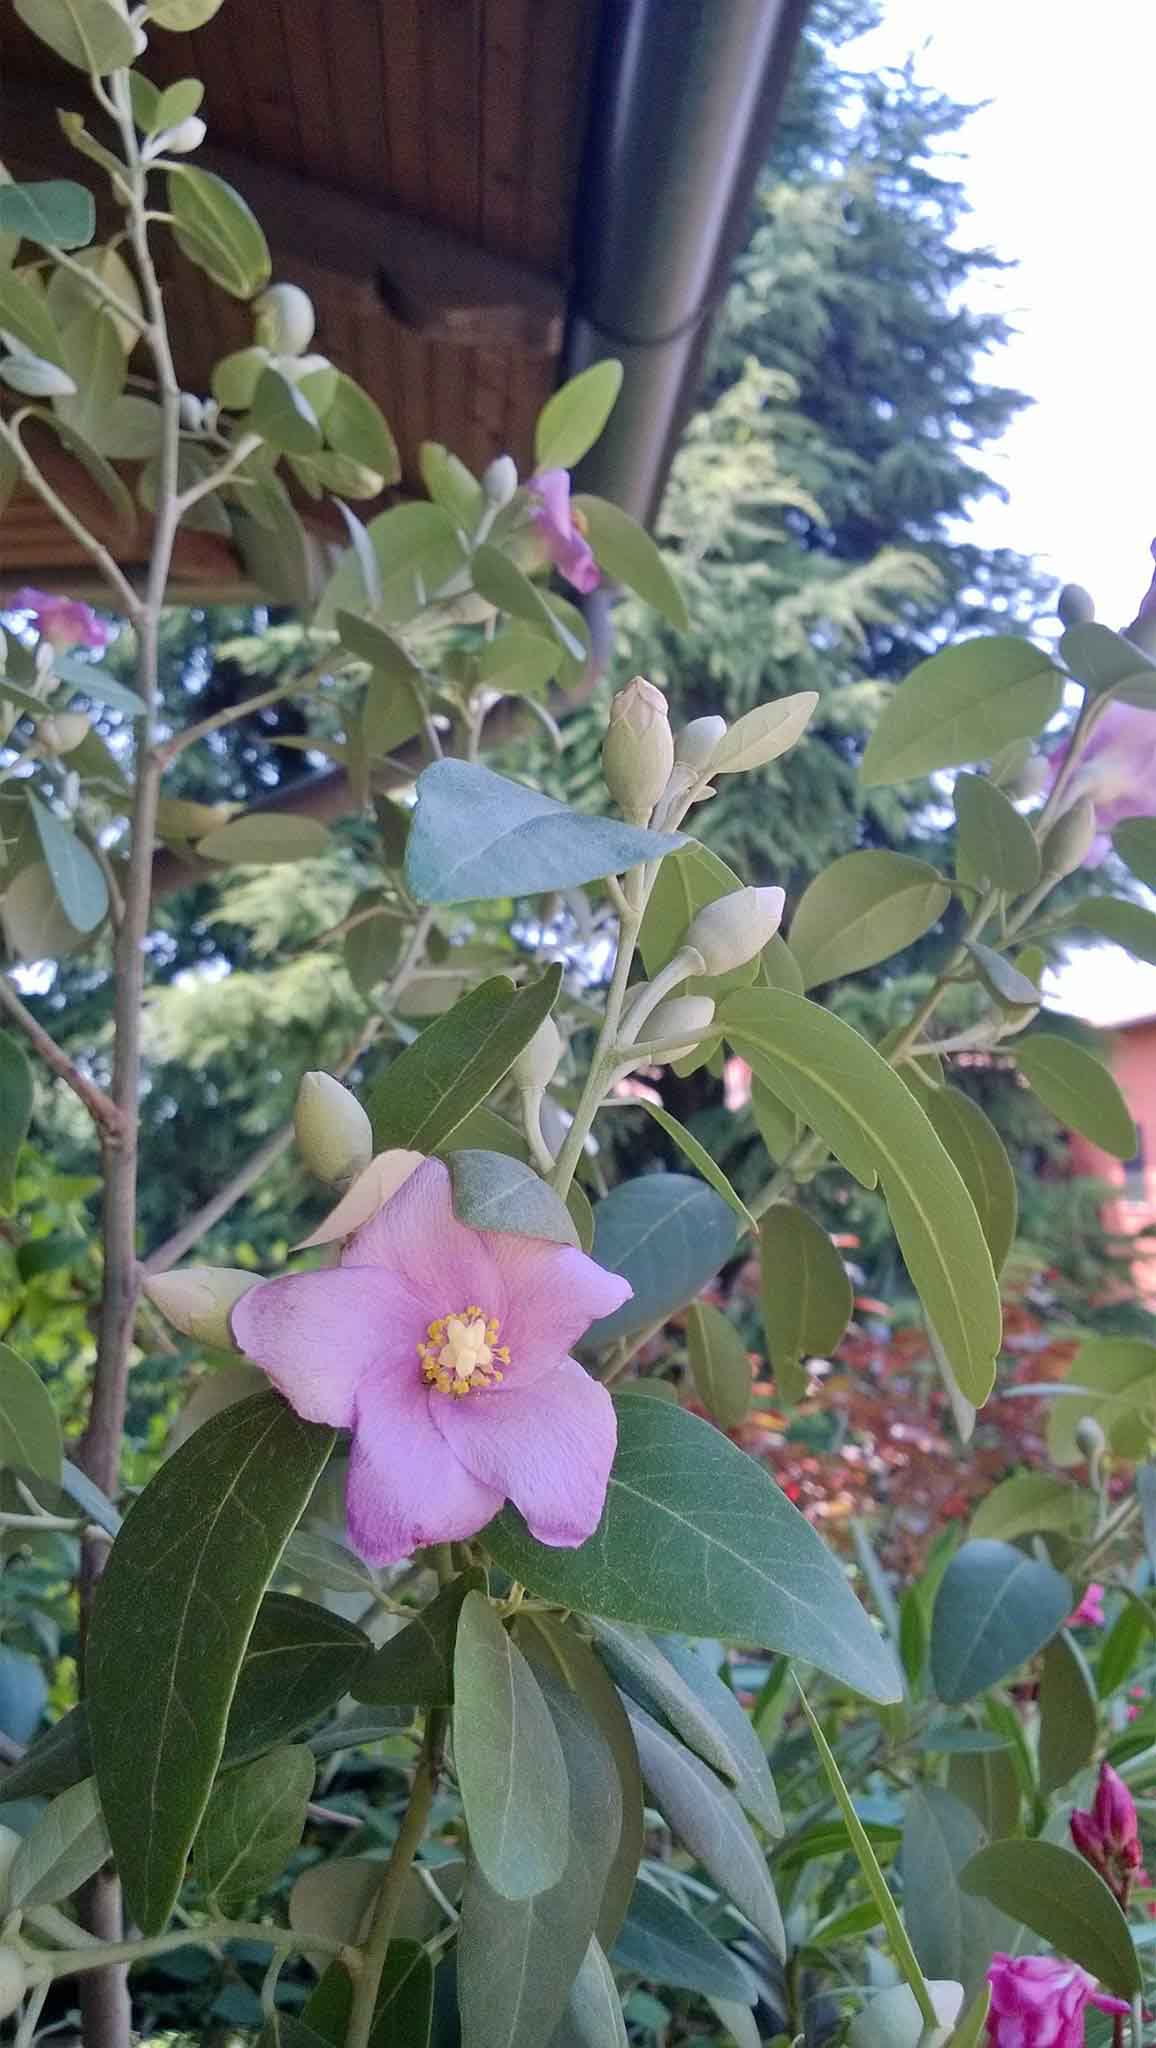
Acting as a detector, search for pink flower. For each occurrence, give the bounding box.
[527,469,600,594]
[1094,1761,1142,1867]
[231,1156,630,1564]
[1047,700,1156,861]
[986,1954,1128,2045]
[1069,1582,1105,1629]
[723,1056,753,1113]
[10,587,110,651]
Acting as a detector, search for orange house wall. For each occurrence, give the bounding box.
[1068,1019,1156,1301]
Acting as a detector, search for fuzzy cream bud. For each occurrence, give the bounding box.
[254,283,317,357]
[684,887,786,975]
[1041,795,1097,878]
[1058,583,1095,628]
[482,454,519,507]
[644,995,716,1059]
[511,1015,563,1091]
[674,715,727,770]
[294,1071,374,1187]
[37,711,90,755]
[602,677,674,821]
[1075,1414,1107,1460]
[157,115,207,155]
[143,1267,261,1350]
[0,1947,26,2022]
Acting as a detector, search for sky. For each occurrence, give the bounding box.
[844,0,1156,1024]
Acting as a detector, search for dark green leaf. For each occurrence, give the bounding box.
[535,362,623,469]
[448,1149,578,1247]
[1112,817,1156,888]
[406,760,682,904]
[654,1639,781,1836]
[7,1777,109,1907]
[223,1592,371,1765]
[168,167,272,299]
[0,180,94,249]
[365,967,561,1153]
[13,0,136,71]
[280,1527,377,1596]
[921,1088,1018,1277]
[571,495,689,633]
[945,1748,1020,1842]
[371,1941,434,2048]
[1015,1033,1136,1160]
[685,1303,754,1430]
[788,852,951,988]
[552,1937,627,2048]
[195,1744,314,1911]
[611,1874,756,2003]
[1097,1601,1148,1700]
[0,1033,34,1208]
[353,1569,484,1707]
[487,1395,902,1703]
[861,637,1064,787]
[248,367,323,454]
[902,1785,1010,2001]
[953,774,1041,894]
[759,1205,853,1398]
[960,1840,1140,1996]
[591,1623,740,1783]
[930,1540,1071,1704]
[87,1392,334,1932]
[454,1590,568,1899]
[1038,1631,1097,1793]
[0,1340,63,1483]
[27,793,107,932]
[583,1174,737,1348]
[197,815,329,866]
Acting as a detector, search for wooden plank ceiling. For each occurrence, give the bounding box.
[0,0,601,586]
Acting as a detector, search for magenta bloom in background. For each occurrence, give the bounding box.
[1047,700,1156,861]
[10,586,110,651]
[527,469,600,594]
[231,1157,630,1564]
[1068,1581,1105,1629]
[985,1954,1128,2045]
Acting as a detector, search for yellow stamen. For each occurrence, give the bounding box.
[419,1304,507,1396]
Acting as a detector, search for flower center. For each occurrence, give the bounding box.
[419,1306,509,1398]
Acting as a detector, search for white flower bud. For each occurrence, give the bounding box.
[684,887,786,975]
[295,1149,425,1248]
[1041,796,1097,879]
[178,391,205,432]
[602,677,674,821]
[675,715,727,770]
[255,284,317,357]
[143,1267,261,1350]
[511,1016,563,1091]
[482,454,518,507]
[294,1071,374,1187]
[156,116,207,155]
[37,711,91,755]
[0,1946,26,2022]
[1058,583,1095,628]
[644,995,716,1060]
[1075,1414,1107,1460]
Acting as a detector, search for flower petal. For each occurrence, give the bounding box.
[528,468,573,536]
[433,1355,615,1546]
[231,1266,425,1427]
[296,1149,425,1248]
[487,1235,631,1384]
[346,1369,502,1564]
[341,1156,497,1310]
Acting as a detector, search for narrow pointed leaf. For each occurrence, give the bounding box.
[454,1590,569,1900]
[168,167,271,299]
[571,494,689,631]
[535,361,623,469]
[7,1777,109,1907]
[612,1103,756,1231]
[708,692,818,773]
[685,1302,754,1430]
[365,967,561,1152]
[471,544,585,658]
[922,1088,1017,1276]
[760,1205,852,1399]
[654,1638,781,1836]
[27,794,107,931]
[611,1873,756,2003]
[353,1568,484,1706]
[552,1936,627,2048]
[0,1341,62,1483]
[195,1744,315,1911]
[1038,1630,1097,1793]
[1015,1033,1137,1159]
[591,1621,741,1782]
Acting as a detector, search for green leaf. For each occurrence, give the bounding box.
[930,1540,1071,1705]
[946,1988,992,2048]
[155,76,205,128]
[487,1395,902,1703]
[583,1174,737,1348]
[798,1685,938,2026]
[248,366,322,454]
[639,842,759,1001]
[861,637,1064,787]
[1112,817,1156,887]
[921,1088,1018,1277]
[953,774,1041,894]
[406,760,682,905]
[196,815,329,865]
[612,1873,756,2002]
[195,1744,314,1911]
[55,304,127,450]
[946,1747,1020,1844]
[901,1786,1014,2001]
[0,181,94,250]
[1038,1630,1097,1794]
[150,0,224,22]
[26,404,136,532]
[353,1569,484,1707]
[571,494,689,632]
[789,851,951,989]
[1097,1601,1148,1699]
[750,1078,800,1165]
[722,990,1001,1403]
[0,1341,62,1484]
[969,1471,1091,1545]
[279,1527,376,1596]
[1056,895,1156,965]
[336,610,421,681]
[1015,1033,1136,1160]
[27,794,106,933]
[1046,1337,1156,1466]
[535,361,623,468]
[613,1102,756,1231]
[168,167,272,299]
[418,440,483,530]
[471,542,585,659]
[0,270,65,366]
[591,1622,740,1783]
[370,1941,434,2048]
[1060,621,1156,707]
[87,1391,334,1933]
[13,0,136,71]
[52,655,147,718]
[707,693,819,774]
[553,1938,627,2048]
[848,1984,965,2048]
[0,1701,89,1803]
[626,1704,784,1952]
[454,1591,569,1899]
[448,1149,578,1246]
[6,1778,109,1907]
[759,1205,853,1398]
[959,1840,1140,1996]
[365,967,561,1153]
[222,1592,371,1765]
[655,1638,781,1837]
[686,1303,754,1431]
[477,629,562,701]
[0,1033,34,1208]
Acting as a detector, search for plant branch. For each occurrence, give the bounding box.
[345,1707,447,2048]
[140,1122,295,1275]
[172,430,263,518]
[24,1919,350,1985]
[551,870,645,1198]
[155,658,330,766]
[0,414,141,623]
[0,974,125,1139]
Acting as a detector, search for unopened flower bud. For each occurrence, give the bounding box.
[178,391,205,432]
[644,995,716,1059]
[482,454,518,508]
[157,115,207,155]
[294,1071,374,1187]
[1075,1414,1107,1461]
[1094,1762,1139,1859]
[37,711,90,755]
[0,1946,26,2021]
[684,887,786,976]
[1070,1809,1107,1872]
[1041,796,1097,879]
[1058,583,1096,628]
[675,715,727,770]
[1010,756,1050,802]
[511,1016,563,1091]
[254,283,316,357]
[143,1267,261,1350]
[603,677,674,821]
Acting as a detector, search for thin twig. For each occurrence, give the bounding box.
[345,1709,447,2048]
[0,415,142,624]
[0,975,125,1139]
[156,657,331,766]
[140,1123,295,1275]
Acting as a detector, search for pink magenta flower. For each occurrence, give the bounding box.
[1047,701,1156,861]
[231,1156,630,1564]
[1069,1582,1106,1628]
[1094,1761,1142,1866]
[527,469,600,594]
[10,586,110,651]
[986,1955,1128,2045]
